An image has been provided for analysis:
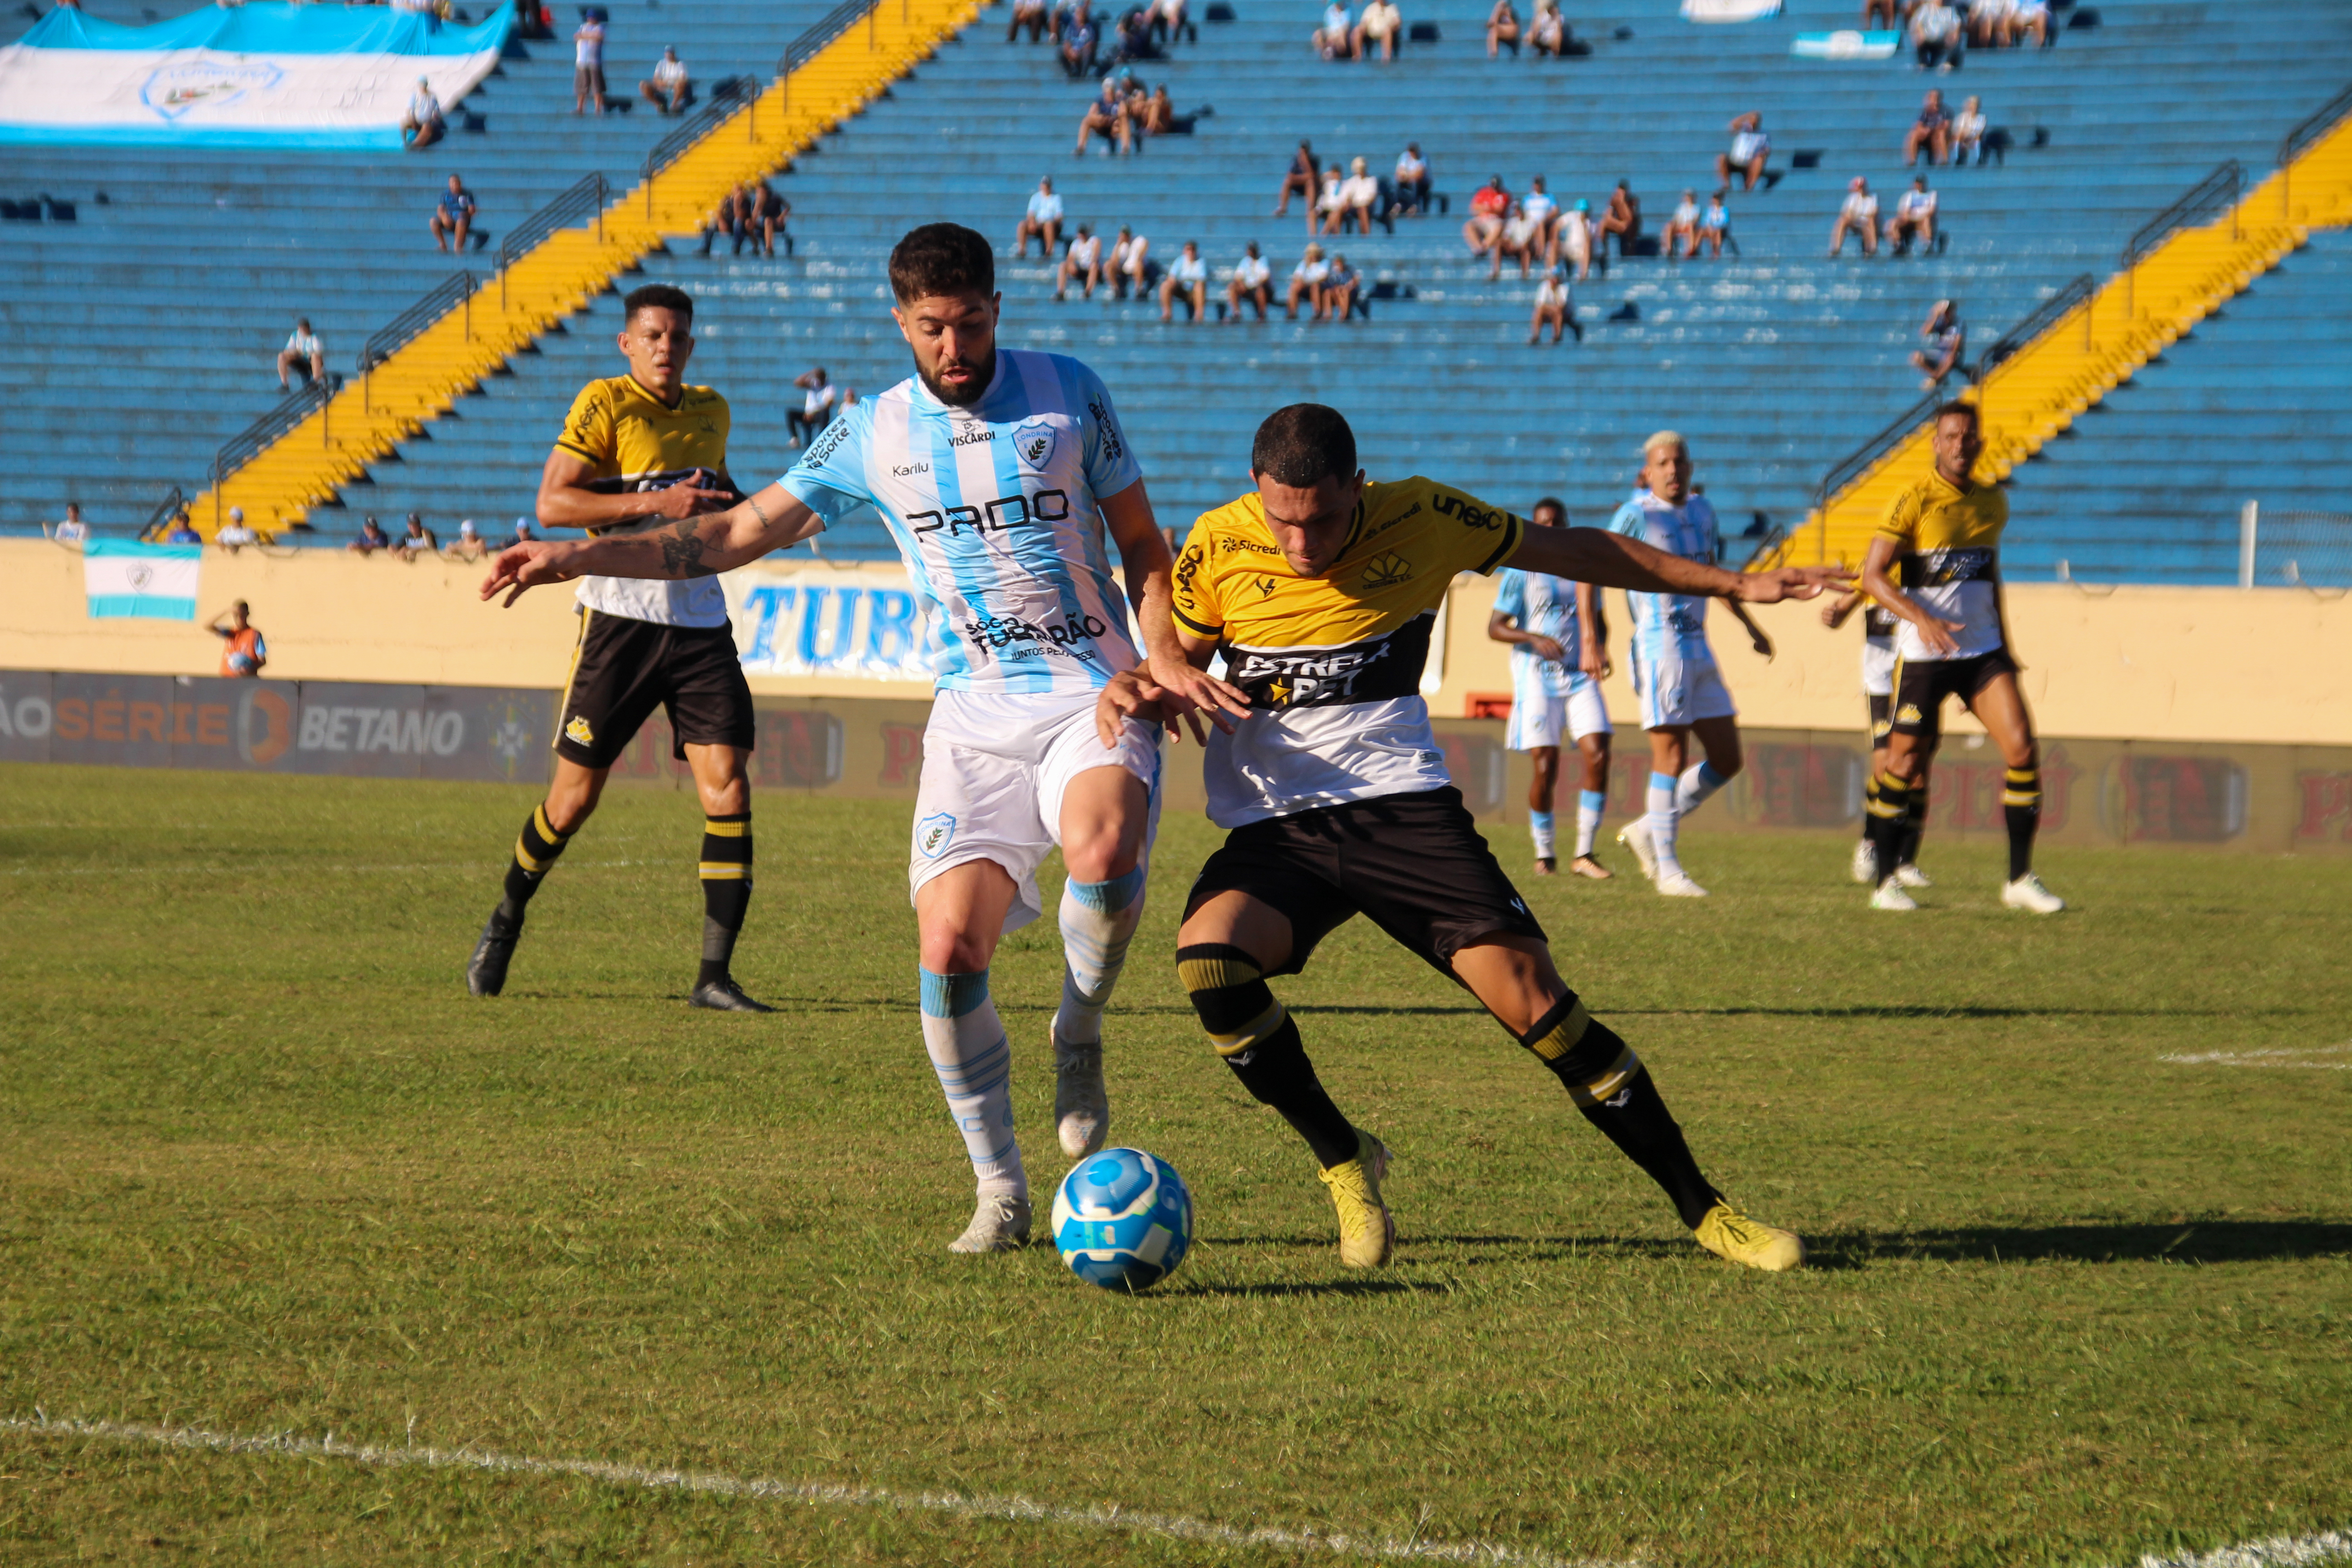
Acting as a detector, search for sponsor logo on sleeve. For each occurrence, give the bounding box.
[1087,395,1126,463]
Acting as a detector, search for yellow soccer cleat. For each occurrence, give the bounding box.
[1693,1201,1806,1272]
[1316,1130,1396,1269]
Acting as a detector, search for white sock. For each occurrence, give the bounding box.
[1054,864,1147,1046]
[1529,809,1557,860]
[1647,771,1683,877]
[1576,789,1606,858]
[1675,760,1728,819]
[920,968,1026,1199]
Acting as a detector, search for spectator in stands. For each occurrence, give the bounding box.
[1322,253,1365,322]
[1357,0,1401,59]
[47,503,88,544]
[1528,0,1570,58]
[392,514,439,559]
[1886,175,1939,253]
[1274,140,1320,220]
[1952,94,1988,164]
[1286,242,1330,318]
[445,519,488,562]
[210,602,267,679]
[1911,0,1962,70]
[1716,112,1771,192]
[573,10,607,114]
[1662,188,1701,260]
[1111,226,1154,298]
[1597,179,1641,258]
[1522,175,1558,259]
[1529,266,1578,345]
[1862,0,1898,24]
[1461,174,1509,257]
[1485,0,1520,56]
[1558,196,1594,279]
[277,318,324,391]
[1392,143,1431,216]
[216,508,258,552]
[401,78,445,151]
[497,518,538,550]
[698,186,746,255]
[430,175,477,254]
[2007,0,2051,48]
[1313,0,1357,60]
[1009,0,1050,41]
[1056,225,1105,299]
[167,514,202,545]
[1105,5,1159,68]
[1828,176,1879,257]
[350,517,391,555]
[1911,298,1966,389]
[1226,241,1273,321]
[1149,0,1194,48]
[746,181,790,256]
[1136,82,1177,136]
[1059,4,1099,75]
[1905,88,1952,167]
[1015,176,1066,257]
[1490,200,1542,280]
[641,46,692,115]
[1076,74,1132,155]
[1699,189,1731,258]
[788,368,841,447]
[1337,157,1383,234]
[1160,240,1210,322]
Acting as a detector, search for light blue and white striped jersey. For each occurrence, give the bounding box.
[1491,565,1583,698]
[1607,489,1720,662]
[777,348,1145,695]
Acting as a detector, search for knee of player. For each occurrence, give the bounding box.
[920,924,997,975]
[698,775,752,817]
[541,794,598,836]
[1060,831,1141,886]
[1177,943,1289,1056]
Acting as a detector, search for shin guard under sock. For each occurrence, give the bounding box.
[1180,944,1357,1167]
[1056,864,1147,1045]
[919,968,1026,1198]
[697,812,752,988]
[2003,765,2041,881]
[1575,789,1606,859]
[1897,784,1929,868]
[1674,760,1728,819]
[498,804,574,926]
[1529,810,1558,862]
[1517,993,1721,1229]
[1646,772,1682,877]
[1864,771,1913,886]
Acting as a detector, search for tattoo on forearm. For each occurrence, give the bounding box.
[747,493,770,528]
[659,521,715,578]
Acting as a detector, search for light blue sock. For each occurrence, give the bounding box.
[1647,771,1682,877]
[1675,760,1728,818]
[1529,809,1558,860]
[919,967,1025,1197]
[1056,863,1147,1045]
[1576,789,1607,858]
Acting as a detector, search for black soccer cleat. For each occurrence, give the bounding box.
[690,976,775,1013]
[467,916,521,997]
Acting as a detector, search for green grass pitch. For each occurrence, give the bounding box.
[1,763,2347,1567]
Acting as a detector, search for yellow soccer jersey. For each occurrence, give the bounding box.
[1878,470,2007,662]
[1174,477,1524,827]
[554,375,734,629]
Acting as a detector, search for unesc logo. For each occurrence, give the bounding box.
[916,812,957,859]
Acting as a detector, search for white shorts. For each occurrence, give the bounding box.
[1632,649,1737,730]
[910,687,1163,933]
[1506,674,1612,750]
[1862,637,1897,699]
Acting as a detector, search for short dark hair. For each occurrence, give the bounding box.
[889,223,995,303]
[1532,495,1568,521]
[1251,404,1357,488]
[623,283,695,325]
[1934,399,1979,425]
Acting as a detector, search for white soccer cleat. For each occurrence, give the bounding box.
[948,1192,1033,1254]
[1893,862,1933,889]
[1052,1026,1111,1159]
[2002,873,2065,914]
[1655,870,1710,898]
[1849,838,1878,885]
[1870,881,1919,912]
[1617,818,1659,882]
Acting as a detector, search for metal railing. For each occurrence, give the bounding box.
[211,376,343,520]
[780,0,887,82]
[495,172,608,308]
[2121,160,2242,316]
[641,75,760,215]
[144,484,186,537]
[361,270,478,409]
[1975,272,2096,377]
[2278,82,2352,222]
[1812,386,1948,525]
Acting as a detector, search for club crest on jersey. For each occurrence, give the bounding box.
[916,812,957,859]
[1012,420,1058,471]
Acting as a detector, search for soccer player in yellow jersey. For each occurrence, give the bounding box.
[1099,404,1847,1272]
[1859,401,2065,914]
[466,283,775,1008]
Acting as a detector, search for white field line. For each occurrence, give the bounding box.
[2132,1530,2352,1568]
[2159,1044,2352,1070]
[0,1414,1622,1568]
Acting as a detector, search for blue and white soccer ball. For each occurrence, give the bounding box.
[1051,1147,1193,1292]
[226,652,259,676]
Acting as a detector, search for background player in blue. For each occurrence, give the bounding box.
[483,224,1244,1254]
[1487,497,1615,879]
[1605,431,1773,899]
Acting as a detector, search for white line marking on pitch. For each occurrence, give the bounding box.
[2127,1529,2352,1568]
[2159,1044,2352,1070]
[0,1415,1618,1568]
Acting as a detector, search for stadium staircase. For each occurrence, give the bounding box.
[1796,87,2352,576]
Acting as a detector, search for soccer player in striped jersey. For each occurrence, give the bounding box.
[1606,431,1774,898]
[484,224,1233,1252]
[1487,497,1614,878]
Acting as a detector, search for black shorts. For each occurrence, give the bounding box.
[1867,692,1893,740]
[1183,787,1546,980]
[1889,647,2019,740]
[555,608,755,769]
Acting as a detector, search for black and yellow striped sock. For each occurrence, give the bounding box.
[1180,943,1357,1168]
[1858,772,1882,858]
[1518,993,1720,1229]
[2003,765,2040,881]
[497,804,573,926]
[697,811,753,988]
[1897,783,1930,868]
[1864,770,1913,886]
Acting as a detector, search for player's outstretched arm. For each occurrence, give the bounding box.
[1857,534,1962,657]
[1512,525,1847,603]
[480,483,823,607]
[1102,480,1251,728]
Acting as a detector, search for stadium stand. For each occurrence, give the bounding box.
[5,0,2349,585]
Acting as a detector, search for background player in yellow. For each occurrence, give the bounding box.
[1859,400,2064,915]
[466,283,776,1008]
[1101,404,1847,1273]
